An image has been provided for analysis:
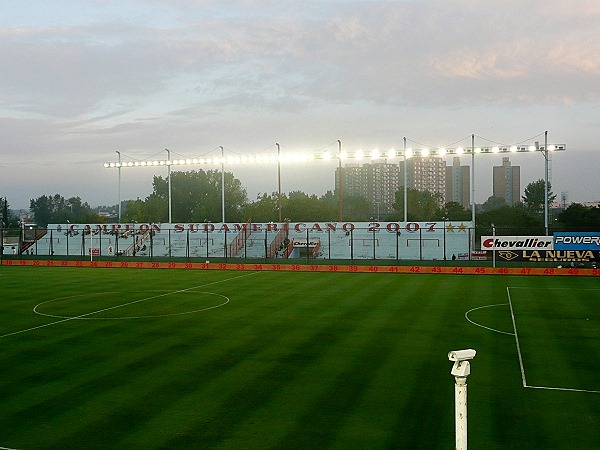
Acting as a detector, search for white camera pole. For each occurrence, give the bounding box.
[448,349,476,450]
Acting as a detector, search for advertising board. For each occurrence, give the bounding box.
[496,249,599,263]
[481,236,553,251]
[554,232,600,250]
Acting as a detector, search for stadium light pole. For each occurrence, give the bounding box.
[449,349,476,450]
[471,134,476,252]
[102,138,564,230]
[166,148,172,224]
[403,137,408,222]
[276,143,282,222]
[491,223,496,268]
[338,139,343,221]
[543,131,549,236]
[220,146,225,223]
[116,150,121,222]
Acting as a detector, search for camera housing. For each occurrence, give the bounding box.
[448,349,476,362]
[448,349,476,378]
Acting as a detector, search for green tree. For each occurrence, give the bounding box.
[30,195,54,227]
[241,193,280,222]
[152,169,247,223]
[1,197,19,228]
[477,204,544,236]
[30,194,103,226]
[341,193,371,221]
[522,179,556,214]
[556,203,600,231]
[393,188,444,221]
[480,195,507,212]
[320,190,341,220]
[285,191,333,222]
[441,201,471,221]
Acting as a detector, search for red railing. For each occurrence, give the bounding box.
[228,219,252,257]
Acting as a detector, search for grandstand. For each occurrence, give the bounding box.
[21,221,473,261]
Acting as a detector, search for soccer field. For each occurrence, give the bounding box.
[0,266,598,449]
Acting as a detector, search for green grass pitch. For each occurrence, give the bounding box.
[0,266,598,449]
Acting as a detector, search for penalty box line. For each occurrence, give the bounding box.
[506,287,600,394]
[0,271,260,339]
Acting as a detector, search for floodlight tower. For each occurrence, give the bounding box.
[220,146,225,223]
[165,148,172,224]
[403,137,408,222]
[448,349,476,450]
[471,134,476,251]
[338,139,343,221]
[276,143,282,222]
[543,131,549,235]
[115,151,122,222]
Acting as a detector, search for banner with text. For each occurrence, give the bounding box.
[481,236,553,251]
[554,232,600,250]
[496,249,599,263]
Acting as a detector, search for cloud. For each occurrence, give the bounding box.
[1,1,600,208]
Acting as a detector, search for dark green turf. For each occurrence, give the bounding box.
[0,267,598,449]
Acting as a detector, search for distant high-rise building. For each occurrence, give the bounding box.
[335,162,400,216]
[493,157,520,205]
[399,157,446,203]
[445,157,470,209]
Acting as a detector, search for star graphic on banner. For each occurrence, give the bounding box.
[458,223,467,232]
[446,223,455,232]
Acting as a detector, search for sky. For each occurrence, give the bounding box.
[1,0,599,211]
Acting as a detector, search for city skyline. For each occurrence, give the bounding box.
[1,1,599,209]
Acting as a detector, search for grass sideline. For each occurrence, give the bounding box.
[0,266,598,449]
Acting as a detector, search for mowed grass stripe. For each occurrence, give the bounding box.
[1,269,266,446]
[14,271,359,447]
[269,276,449,450]
[214,274,421,449]
[1,267,600,449]
[509,285,600,390]
[115,273,381,448]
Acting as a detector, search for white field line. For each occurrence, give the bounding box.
[526,385,600,394]
[464,304,515,336]
[506,287,528,388]
[0,271,259,339]
[33,291,230,320]
[507,286,600,394]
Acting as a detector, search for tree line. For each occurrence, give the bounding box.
[2,170,599,232]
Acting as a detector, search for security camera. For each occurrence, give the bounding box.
[448,349,476,362]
